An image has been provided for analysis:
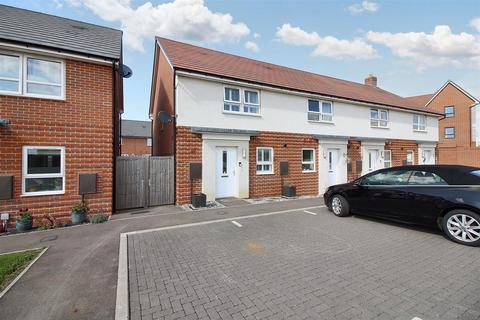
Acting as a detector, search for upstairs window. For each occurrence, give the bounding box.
[224,87,241,112]
[371,109,389,128]
[445,127,455,139]
[308,100,333,122]
[0,53,21,94]
[243,89,260,114]
[223,86,260,115]
[256,147,273,174]
[444,106,455,118]
[413,115,427,131]
[0,52,64,99]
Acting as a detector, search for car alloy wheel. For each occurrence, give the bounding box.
[331,197,342,216]
[446,213,480,243]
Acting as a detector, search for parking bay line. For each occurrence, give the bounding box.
[304,210,317,215]
[231,221,243,227]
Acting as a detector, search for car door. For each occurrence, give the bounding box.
[403,170,449,225]
[351,169,413,219]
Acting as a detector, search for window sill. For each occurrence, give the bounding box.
[302,170,316,173]
[21,191,65,197]
[413,129,427,133]
[256,172,274,175]
[223,111,261,117]
[308,120,334,125]
[0,90,65,101]
[371,126,390,129]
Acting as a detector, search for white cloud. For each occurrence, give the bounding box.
[245,41,259,52]
[471,17,480,32]
[253,33,261,39]
[276,23,377,60]
[66,0,250,51]
[348,1,379,14]
[53,0,63,8]
[367,25,480,69]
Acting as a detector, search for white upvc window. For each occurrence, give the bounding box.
[302,148,315,172]
[147,138,152,147]
[0,53,22,94]
[223,86,260,115]
[256,147,273,174]
[413,114,427,131]
[308,99,333,122]
[406,150,414,165]
[243,89,260,114]
[22,146,65,196]
[0,51,65,99]
[370,108,389,128]
[383,150,392,168]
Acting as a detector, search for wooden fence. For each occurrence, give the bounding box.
[115,156,174,210]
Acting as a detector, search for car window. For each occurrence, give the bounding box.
[408,171,448,185]
[361,170,412,186]
[471,170,480,177]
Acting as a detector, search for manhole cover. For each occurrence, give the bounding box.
[40,235,58,242]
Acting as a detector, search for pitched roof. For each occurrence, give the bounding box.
[404,94,433,108]
[0,5,122,60]
[157,37,440,115]
[121,120,151,138]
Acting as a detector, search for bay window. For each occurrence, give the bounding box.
[22,146,65,196]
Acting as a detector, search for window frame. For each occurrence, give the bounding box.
[0,51,65,100]
[383,150,392,168]
[301,148,315,173]
[444,105,455,118]
[223,86,260,116]
[444,127,455,139]
[406,150,414,165]
[0,52,22,95]
[22,146,66,196]
[256,147,274,175]
[307,99,334,123]
[413,114,427,132]
[146,138,152,147]
[370,108,389,128]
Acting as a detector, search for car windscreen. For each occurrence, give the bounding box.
[471,170,480,177]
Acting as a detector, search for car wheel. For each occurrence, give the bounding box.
[330,195,350,217]
[442,210,480,247]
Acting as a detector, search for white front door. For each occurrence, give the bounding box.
[421,149,435,164]
[367,149,379,172]
[327,149,339,186]
[215,147,237,198]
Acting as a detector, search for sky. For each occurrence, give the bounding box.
[1,0,480,124]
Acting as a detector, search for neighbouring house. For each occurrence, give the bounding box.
[121,120,152,156]
[150,38,441,205]
[0,5,124,225]
[406,80,480,166]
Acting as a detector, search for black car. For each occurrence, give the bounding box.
[323,165,480,246]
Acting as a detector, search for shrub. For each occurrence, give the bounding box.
[71,202,89,214]
[89,214,108,224]
[17,208,32,221]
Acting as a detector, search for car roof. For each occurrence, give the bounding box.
[378,165,480,185]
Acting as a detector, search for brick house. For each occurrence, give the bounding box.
[121,120,152,156]
[406,80,480,166]
[150,38,441,205]
[0,5,124,225]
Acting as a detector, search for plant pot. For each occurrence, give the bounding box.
[192,193,206,208]
[282,186,296,198]
[71,212,86,225]
[16,218,33,232]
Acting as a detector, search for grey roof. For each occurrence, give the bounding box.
[122,120,151,138]
[0,5,122,60]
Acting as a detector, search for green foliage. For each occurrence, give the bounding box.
[71,202,89,214]
[89,214,108,224]
[17,208,32,221]
[0,249,42,291]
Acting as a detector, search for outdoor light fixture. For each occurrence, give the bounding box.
[0,119,10,127]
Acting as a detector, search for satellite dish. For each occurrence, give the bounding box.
[158,111,172,124]
[121,64,133,78]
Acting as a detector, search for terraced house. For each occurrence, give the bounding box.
[150,38,442,205]
[0,5,124,224]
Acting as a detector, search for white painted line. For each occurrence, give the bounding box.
[123,205,326,236]
[231,221,242,228]
[115,233,129,320]
[412,317,423,320]
[304,210,317,215]
[0,247,48,299]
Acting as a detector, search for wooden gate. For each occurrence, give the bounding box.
[115,156,174,210]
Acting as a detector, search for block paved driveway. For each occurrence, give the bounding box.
[127,207,480,320]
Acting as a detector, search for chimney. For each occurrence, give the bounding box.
[364,74,377,87]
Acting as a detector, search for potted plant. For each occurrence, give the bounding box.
[71,202,88,225]
[282,182,296,198]
[16,208,33,232]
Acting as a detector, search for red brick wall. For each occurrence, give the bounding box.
[347,140,362,181]
[121,137,151,156]
[248,131,318,198]
[0,59,114,226]
[175,126,202,204]
[387,140,419,166]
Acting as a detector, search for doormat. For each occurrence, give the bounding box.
[180,201,226,212]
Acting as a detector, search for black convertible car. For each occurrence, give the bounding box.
[323,165,480,246]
